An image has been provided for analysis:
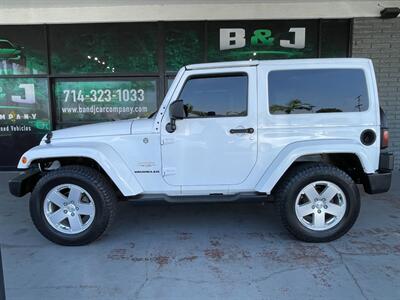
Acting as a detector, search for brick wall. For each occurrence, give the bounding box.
[352,17,400,170]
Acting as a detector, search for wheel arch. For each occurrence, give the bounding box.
[255,139,374,194]
[18,142,143,197]
[33,157,124,198]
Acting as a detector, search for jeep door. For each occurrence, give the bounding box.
[160,67,258,187]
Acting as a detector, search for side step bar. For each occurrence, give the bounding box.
[126,192,272,204]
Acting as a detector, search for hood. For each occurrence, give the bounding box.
[48,118,156,141]
[50,119,134,140]
[130,118,155,134]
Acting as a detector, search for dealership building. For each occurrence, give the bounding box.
[0,0,399,170]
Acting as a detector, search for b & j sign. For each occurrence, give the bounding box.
[0,78,50,134]
[220,27,306,50]
[206,21,317,61]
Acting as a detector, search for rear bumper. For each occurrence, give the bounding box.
[9,168,41,197]
[364,152,393,194]
[378,152,394,172]
[364,172,392,194]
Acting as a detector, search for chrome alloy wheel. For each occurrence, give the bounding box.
[43,184,96,234]
[295,181,347,231]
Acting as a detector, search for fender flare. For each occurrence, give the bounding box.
[18,142,143,196]
[255,139,374,194]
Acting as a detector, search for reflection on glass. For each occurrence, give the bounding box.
[268,69,369,114]
[50,23,158,74]
[165,22,204,71]
[179,74,248,118]
[270,99,314,114]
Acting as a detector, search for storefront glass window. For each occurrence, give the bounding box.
[50,23,158,74]
[320,20,350,58]
[0,77,50,166]
[0,25,48,75]
[0,19,352,168]
[165,22,205,71]
[54,78,158,124]
[166,77,175,92]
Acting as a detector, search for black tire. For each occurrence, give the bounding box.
[30,165,117,246]
[275,163,360,242]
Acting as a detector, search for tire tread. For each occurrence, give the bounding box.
[30,165,117,246]
[275,163,360,242]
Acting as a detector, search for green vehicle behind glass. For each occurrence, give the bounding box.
[0,39,26,66]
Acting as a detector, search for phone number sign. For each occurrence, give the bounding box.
[55,79,157,123]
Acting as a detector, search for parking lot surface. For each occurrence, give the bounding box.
[1,171,399,300]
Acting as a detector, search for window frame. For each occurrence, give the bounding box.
[177,72,249,119]
[266,67,370,116]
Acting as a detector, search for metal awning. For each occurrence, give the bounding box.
[0,0,399,24]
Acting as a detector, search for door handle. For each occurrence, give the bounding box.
[229,128,254,134]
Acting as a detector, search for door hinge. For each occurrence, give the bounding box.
[163,168,176,176]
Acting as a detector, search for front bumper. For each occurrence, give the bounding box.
[364,152,393,194]
[9,168,41,197]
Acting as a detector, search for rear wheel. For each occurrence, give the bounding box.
[275,163,360,242]
[30,165,117,246]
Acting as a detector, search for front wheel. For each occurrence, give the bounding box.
[30,165,117,246]
[275,163,360,242]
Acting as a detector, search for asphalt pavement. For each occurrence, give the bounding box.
[1,171,399,300]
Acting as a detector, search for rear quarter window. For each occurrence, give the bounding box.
[268,69,369,114]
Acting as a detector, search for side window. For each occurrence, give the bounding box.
[178,73,248,118]
[268,69,369,114]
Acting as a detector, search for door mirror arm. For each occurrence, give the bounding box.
[166,118,177,133]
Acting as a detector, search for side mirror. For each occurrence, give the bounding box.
[166,100,185,133]
[170,100,185,120]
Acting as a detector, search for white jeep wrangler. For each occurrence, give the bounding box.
[9,58,393,245]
